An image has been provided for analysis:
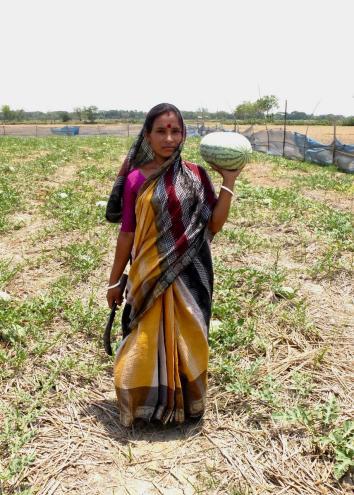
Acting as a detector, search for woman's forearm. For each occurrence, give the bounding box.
[208,177,236,234]
[108,231,134,284]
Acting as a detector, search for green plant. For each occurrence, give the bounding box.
[62,239,107,279]
[273,394,339,430]
[291,171,354,192]
[253,374,282,408]
[290,371,314,399]
[210,318,255,352]
[220,226,266,252]
[225,361,261,395]
[307,243,351,280]
[319,420,354,479]
[272,395,354,479]
[63,294,108,339]
[0,259,21,288]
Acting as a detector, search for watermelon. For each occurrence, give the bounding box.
[200,132,252,170]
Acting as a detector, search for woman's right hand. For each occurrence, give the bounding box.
[209,162,245,182]
[106,286,124,309]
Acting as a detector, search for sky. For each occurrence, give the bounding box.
[2,0,353,116]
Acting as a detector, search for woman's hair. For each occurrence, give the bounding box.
[144,103,184,133]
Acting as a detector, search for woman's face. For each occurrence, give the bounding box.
[146,112,183,163]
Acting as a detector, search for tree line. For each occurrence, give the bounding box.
[1,100,353,125]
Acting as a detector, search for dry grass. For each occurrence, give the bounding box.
[1,137,353,495]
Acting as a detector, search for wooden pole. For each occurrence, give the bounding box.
[264,112,270,153]
[332,122,337,164]
[282,99,288,157]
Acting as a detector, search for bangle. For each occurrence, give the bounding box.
[107,281,120,290]
[220,185,234,196]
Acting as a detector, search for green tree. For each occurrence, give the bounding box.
[1,105,14,122]
[256,95,279,119]
[289,111,309,120]
[14,109,25,121]
[234,101,259,120]
[73,107,83,121]
[82,106,98,123]
[342,116,354,126]
[61,111,71,122]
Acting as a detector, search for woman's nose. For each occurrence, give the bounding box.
[166,132,173,142]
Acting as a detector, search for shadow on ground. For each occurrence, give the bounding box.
[84,398,205,445]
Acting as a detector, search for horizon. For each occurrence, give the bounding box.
[3,105,351,118]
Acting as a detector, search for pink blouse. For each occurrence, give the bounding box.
[120,168,146,232]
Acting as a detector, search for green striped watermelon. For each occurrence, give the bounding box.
[200,132,252,170]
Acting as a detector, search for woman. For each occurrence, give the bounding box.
[106,103,243,426]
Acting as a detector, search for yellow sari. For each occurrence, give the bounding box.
[114,160,216,426]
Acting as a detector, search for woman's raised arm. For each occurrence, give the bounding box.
[208,165,244,234]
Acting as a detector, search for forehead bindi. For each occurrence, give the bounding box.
[154,112,181,129]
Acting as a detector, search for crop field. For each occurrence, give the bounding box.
[0,136,353,494]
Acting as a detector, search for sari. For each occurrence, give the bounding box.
[108,111,217,425]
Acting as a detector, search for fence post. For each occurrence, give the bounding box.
[282,99,287,157]
[127,124,130,137]
[304,122,311,162]
[332,123,336,164]
[303,135,307,162]
[265,122,269,153]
